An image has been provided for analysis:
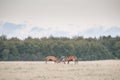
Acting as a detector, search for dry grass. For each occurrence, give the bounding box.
[0,60,120,80]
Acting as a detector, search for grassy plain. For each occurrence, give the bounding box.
[0,60,120,80]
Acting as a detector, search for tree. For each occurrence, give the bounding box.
[1,49,10,60]
[114,41,120,58]
[0,35,7,41]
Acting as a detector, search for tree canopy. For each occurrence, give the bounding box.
[0,35,120,61]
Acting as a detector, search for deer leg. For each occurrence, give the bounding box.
[68,61,69,64]
[46,60,47,64]
[63,60,66,64]
[75,60,76,64]
[75,60,78,64]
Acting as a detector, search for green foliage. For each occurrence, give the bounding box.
[0,35,120,61]
[114,41,120,58]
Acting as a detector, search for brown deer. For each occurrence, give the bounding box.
[45,56,59,64]
[62,56,78,64]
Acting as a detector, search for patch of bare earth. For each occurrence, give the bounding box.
[0,60,120,80]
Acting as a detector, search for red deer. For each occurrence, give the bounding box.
[62,56,78,64]
[45,56,59,64]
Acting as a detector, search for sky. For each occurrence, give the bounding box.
[0,0,120,39]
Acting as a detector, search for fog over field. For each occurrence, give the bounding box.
[0,60,120,80]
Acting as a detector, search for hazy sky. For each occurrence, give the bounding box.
[0,0,120,39]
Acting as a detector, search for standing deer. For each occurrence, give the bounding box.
[61,56,78,64]
[45,56,59,64]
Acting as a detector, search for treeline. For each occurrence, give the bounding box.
[0,35,120,61]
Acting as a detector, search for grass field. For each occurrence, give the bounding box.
[0,60,120,80]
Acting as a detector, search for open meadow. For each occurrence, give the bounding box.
[0,60,120,80]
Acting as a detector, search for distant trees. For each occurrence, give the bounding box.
[114,41,120,58]
[0,35,120,61]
